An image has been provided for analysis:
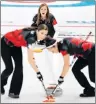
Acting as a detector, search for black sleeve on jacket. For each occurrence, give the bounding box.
[26,32,37,46]
[31,14,38,27]
[49,13,57,25]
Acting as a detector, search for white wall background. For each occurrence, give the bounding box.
[1,1,95,41]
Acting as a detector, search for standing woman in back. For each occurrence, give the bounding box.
[31,3,58,38]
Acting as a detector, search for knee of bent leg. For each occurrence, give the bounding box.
[15,65,23,72]
[6,65,13,74]
[90,76,95,83]
[72,66,79,74]
[15,61,23,70]
[72,66,76,73]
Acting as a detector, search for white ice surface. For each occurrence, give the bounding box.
[1,47,95,103]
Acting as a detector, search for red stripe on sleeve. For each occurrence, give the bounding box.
[60,50,68,56]
[82,42,93,51]
[52,19,57,25]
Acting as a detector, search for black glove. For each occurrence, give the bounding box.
[58,76,64,85]
[37,72,43,81]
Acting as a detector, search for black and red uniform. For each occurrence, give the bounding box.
[31,13,57,38]
[1,28,38,95]
[58,37,95,94]
[4,28,37,47]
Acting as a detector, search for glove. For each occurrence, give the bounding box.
[37,72,43,81]
[58,76,64,85]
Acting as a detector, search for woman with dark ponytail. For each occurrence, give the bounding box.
[1,24,48,98]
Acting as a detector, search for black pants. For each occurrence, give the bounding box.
[1,37,23,95]
[72,46,95,90]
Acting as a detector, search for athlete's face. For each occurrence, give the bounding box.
[37,29,48,40]
[40,6,47,17]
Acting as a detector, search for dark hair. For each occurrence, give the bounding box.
[23,26,37,31]
[23,24,48,31]
[37,24,48,31]
[36,3,50,25]
[45,37,56,48]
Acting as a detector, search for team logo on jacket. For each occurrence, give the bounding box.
[30,31,35,34]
